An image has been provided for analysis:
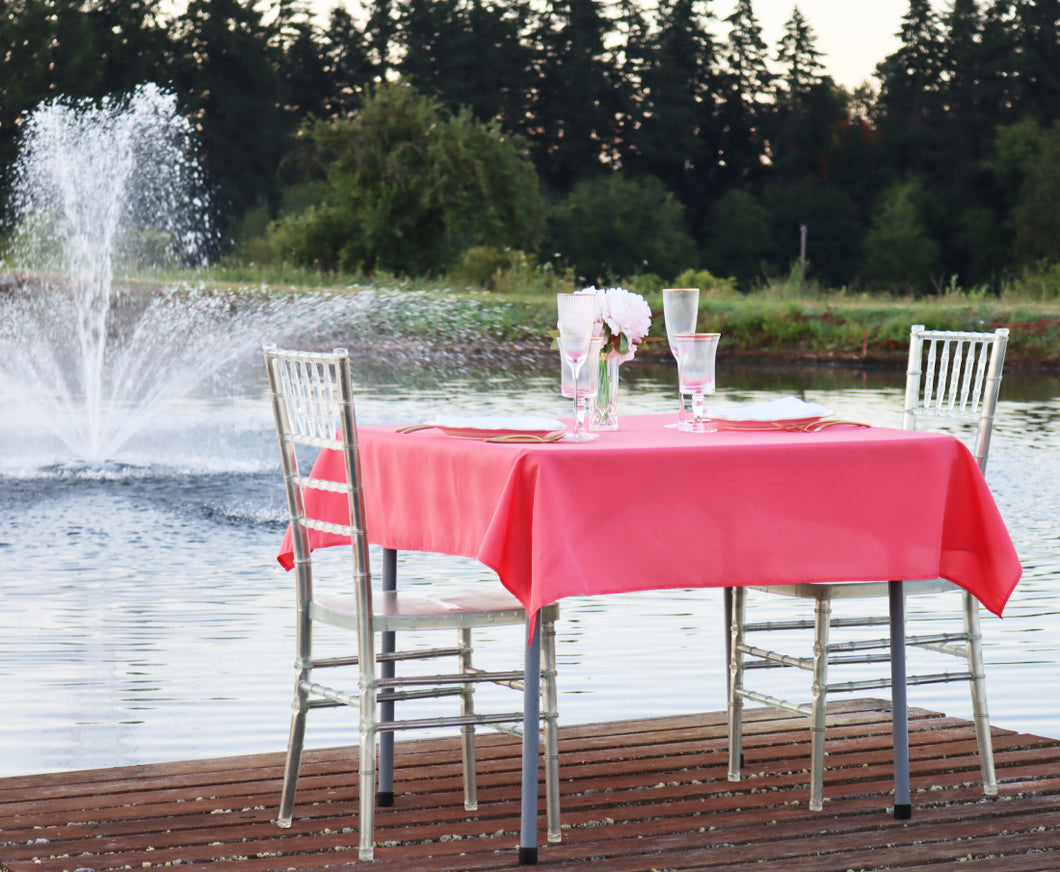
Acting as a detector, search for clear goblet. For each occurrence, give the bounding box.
[662,288,700,427]
[556,293,599,441]
[561,336,603,431]
[673,332,721,433]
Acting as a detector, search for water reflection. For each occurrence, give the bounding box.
[0,354,1057,777]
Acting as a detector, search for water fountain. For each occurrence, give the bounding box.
[0,83,525,470]
[0,84,297,466]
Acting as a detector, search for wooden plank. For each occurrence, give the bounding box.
[2,702,1059,872]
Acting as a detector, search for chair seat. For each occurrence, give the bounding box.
[312,589,556,632]
[746,579,956,600]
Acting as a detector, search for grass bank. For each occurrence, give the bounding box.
[193,264,1060,368]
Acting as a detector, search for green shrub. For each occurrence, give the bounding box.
[671,268,738,297]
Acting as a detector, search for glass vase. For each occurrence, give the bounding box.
[591,352,620,430]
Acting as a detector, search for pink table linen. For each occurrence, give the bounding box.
[277,414,1021,621]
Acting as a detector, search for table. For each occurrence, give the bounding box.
[278,414,1022,863]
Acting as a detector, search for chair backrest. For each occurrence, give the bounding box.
[263,345,373,625]
[902,324,1009,473]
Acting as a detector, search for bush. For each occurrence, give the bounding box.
[268,83,545,276]
[546,173,696,284]
[671,267,738,297]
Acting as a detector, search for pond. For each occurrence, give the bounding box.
[1,348,1057,778]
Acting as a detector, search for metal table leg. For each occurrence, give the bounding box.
[519,615,542,864]
[378,548,397,806]
[889,580,912,819]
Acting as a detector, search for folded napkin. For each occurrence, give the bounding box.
[705,396,833,421]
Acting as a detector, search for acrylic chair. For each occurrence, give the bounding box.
[263,344,560,860]
[727,324,1009,811]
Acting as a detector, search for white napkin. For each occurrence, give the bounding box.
[431,415,565,432]
[705,396,833,421]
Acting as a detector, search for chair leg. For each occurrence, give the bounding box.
[964,593,998,796]
[727,587,746,783]
[359,674,379,862]
[542,610,562,843]
[458,628,479,812]
[277,683,308,827]
[809,593,831,812]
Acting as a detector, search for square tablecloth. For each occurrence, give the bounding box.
[278,414,1021,620]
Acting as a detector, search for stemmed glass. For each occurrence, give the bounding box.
[561,336,603,431]
[662,288,700,427]
[673,333,721,432]
[556,293,599,441]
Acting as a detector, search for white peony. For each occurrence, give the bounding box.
[582,286,652,362]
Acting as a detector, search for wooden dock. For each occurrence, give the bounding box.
[3,699,1060,871]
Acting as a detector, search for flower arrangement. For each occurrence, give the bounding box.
[578,285,653,363]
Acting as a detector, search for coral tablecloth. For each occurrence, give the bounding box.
[277,414,1021,620]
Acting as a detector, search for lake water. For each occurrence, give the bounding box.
[1,347,1058,778]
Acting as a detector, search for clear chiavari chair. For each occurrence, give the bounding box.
[727,324,1010,811]
[264,345,560,860]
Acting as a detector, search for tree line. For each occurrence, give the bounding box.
[2,0,1059,293]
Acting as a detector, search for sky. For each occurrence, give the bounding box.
[310,0,929,90]
[734,0,917,88]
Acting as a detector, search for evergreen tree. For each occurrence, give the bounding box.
[875,0,945,176]
[0,0,106,191]
[173,0,289,236]
[320,6,374,117]
[768,7,839,183]
[716,0,773,188]
[396,0,535,129]
[610,0,653,161]
[978,0,1020,124]
[625,0,720,223]
[1011,0,1060,123]
[936,0,1000,285]
[774,5,824,100]
[85,0,174,96]
[276,6,332,121]
[860,178,941,292]
[546,173,696,283]
[528,0,624,194]
[363,0,397,82]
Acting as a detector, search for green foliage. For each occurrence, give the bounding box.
[546,173,696,284]
[861,179,941,293]
[622,273,666,296]
[268,83,545,275]
[450,246,572,296]
[3,0,1060,294]
[671,268,738,297]
[701,189,772,289]
[1011,121,1060,265]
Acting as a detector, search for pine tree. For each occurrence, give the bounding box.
[716,0,773,188]
[528,0,623,194]
[626,0,720,213]
[321,7,374,117]
[173,0,289,234]
[875,0,945,176]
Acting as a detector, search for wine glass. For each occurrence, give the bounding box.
[662,288,700,427]
[673,332,721,432]
[556,293,599,441]
[561,336,603,430]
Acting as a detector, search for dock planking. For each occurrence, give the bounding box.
[3,699,1060,871]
